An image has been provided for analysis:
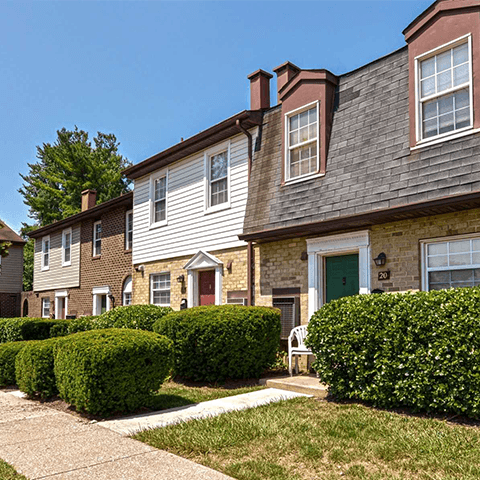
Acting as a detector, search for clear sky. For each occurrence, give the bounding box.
[0,0,432,233]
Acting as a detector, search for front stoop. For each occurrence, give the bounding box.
[259,375,328,398]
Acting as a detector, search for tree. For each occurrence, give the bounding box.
[20,224,35,291]
[19,127,132,226]
[0,223,11,259]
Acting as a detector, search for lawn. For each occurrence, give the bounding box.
[135,397,480,480]
[0,460,27,480]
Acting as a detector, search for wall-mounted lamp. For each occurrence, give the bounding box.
[373,252,387,266]
[135,265,145,272]
[300,251,308,261]
[226,260,233,271]
[177,274,185,283]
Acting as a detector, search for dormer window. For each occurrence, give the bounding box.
[286,102,319,181]
[416,35,472,143]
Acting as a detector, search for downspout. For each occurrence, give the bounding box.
[236,120,254,306]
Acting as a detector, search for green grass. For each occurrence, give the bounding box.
[144,380,264,411]
[0,460,28,480]
[135,397,480,480]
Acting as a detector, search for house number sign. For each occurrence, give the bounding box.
[378,271,390,281]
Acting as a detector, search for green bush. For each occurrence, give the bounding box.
[0,341,30,386]
[0,318,67,343]
[96,304,173,331]
[306,288,480,418]
[61,316,98,334]
[54,328,173,415]
[15,338,61,397]
[154,305,281,382]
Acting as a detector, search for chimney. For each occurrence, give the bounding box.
[247,69,273,110]
[273,61,301,102]
[81,189,97,212]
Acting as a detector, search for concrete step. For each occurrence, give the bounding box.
[259,375,328,398]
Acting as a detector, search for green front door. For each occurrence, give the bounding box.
[325,254,359,303]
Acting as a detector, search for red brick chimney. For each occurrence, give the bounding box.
[81,189,97,212]
[273,61,301,103]
[247,69,273,110]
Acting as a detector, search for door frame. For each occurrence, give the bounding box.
[55,290,68,320]
[306,230,371,320]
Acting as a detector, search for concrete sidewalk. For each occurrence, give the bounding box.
[0,391,232,480]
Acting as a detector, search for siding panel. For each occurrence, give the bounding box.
[0,246,23,293]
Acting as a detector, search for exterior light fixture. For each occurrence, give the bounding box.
[373,252,387,266]
[177,274,185,283]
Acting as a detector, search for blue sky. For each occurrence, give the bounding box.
[0,0,432,233]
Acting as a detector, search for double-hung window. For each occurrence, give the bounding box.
[62,228,72,266]
[150,273,170,306]
[150,172,167,227]
[205,142,230,212]
[42,298,50,318]
[423,235,480,291]
[41,236,50,271]
[125,210,133,250]
[286,102,319,181]
[93,221,101,256]
[417,35,472,142]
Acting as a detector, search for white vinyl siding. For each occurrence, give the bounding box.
[150,273,170,306]
[93,221,102,256]
[132,130,255,264]
[33,225,81,291]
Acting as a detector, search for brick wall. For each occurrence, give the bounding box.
[0,292,21,317]
[133,246,247,308]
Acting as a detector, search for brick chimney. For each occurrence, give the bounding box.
[273,61,301,103]
[247,69,273,110]
[81,189,97,212]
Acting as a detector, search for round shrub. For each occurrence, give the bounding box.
[153,305,281,382]
[0,341,30,386]
[96,304,173,331]
[15,337,61,398]
[54,328,173,415]
[306,288,480,418]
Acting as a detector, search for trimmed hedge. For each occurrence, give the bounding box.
[306,288,480,418]
[154,305,281,382]
[95,305,173,331]
[54,329,173,415]
[0,318,67,343]
[15,338,61,397]
[0,341,30,386]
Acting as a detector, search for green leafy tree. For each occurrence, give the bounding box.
[0,223,11,259]
[20,224,35,291]
[19,127,131,226]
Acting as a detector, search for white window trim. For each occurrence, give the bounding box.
[42,298,51,318]
[41,235,50,271]
[92,286,111,315]
[150,272,171,306]
[93,221,101,257]
[54,290,68,319]
[415,33,473,145]
[284,100,320,185]
[149,169,168,229]
[125,209,133,250]
[62,228,72,267]
[204,141,231,214]
[123,276,133,306]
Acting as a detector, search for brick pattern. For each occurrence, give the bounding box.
[244,47,480,235]
[0,292,20,317]
[133,246,247,309]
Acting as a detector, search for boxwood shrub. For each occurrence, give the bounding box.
[54,328,173,415]
[306,287,480,418]
[15,337,61,398]
[95,304,173,331]
[154,305,281,382]
[0,341,30,386]
[0,318,67,343]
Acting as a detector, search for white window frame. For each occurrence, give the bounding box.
[415,34,473,146]
[41,236,50,271]
[93,221,102,257]
[123,276,133,306]
[421,233,480,291]
[92,286,111,315]
[149,169,168,228]
[150,272,171,306]
[204,141,231,214]
[62,228,72,267]
[42,298,50,318]
[284,100,320,184]
[125,210,133,250]
[54,290,68,319]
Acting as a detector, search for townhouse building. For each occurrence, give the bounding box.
[26,190,133,318]
[0,221,25,317]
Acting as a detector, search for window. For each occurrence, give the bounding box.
[423,236,480,291]
[151,174,167,226]
[125,210,133,250]
[417,36,472,142]
[123,276,132,306]
[62,228,72,266]
[150,273,170,306]
[209,151,228,207]
[286,102,319,181]
[93,221,101,256]
[42,298,50,318]
[41,236,50,271]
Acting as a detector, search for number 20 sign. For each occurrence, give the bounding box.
[378,271,390,281]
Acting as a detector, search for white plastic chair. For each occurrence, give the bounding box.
[288,325,315,376]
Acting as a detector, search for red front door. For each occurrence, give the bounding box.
[199,270,215,305]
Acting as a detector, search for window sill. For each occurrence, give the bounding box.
[62,263,71,268]
[41,267,49,272]
[411,127,480,151]
[283,172,325,186]
[204,202,231,215]
[124,249,132,254]
[92,255,101,260]
[149,220,168,230]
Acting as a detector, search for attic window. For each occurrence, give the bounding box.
[286,102,319,181]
